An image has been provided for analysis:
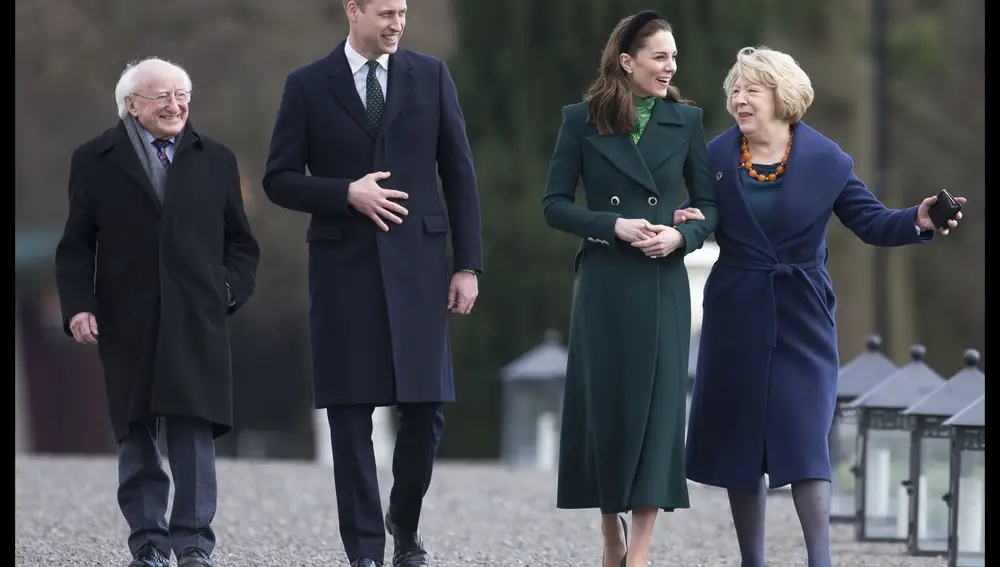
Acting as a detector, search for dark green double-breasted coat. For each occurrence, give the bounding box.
[542,99,719,513]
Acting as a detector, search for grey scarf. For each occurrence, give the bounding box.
[123,115,180,202]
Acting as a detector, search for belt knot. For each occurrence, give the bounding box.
[773,263,794,276]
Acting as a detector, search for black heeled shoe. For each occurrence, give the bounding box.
[619,514,629,567]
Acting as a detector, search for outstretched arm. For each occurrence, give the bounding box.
[833,173,933,246]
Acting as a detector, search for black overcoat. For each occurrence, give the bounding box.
[55,121,260,441]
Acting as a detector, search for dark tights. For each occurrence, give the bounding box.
[727,476,833,567]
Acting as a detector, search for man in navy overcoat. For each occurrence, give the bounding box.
[261,1,483,565]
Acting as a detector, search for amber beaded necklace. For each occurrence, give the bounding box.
[740,132,792,183]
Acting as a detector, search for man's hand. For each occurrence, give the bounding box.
[448,271,479,315]
[673,207,705,225]
[632,226,685,258]
[69,312,99,344]
[347,171,409,232]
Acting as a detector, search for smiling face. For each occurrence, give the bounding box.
[126,62,190,139]
[346,0,406,59]
[729,74,779,138]
[621,30,677,98]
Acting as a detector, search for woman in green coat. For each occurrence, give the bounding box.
[541,11,719,567]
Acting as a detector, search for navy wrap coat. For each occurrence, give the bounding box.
[685,122,932,492]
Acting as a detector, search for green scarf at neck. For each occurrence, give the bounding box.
[632,96,655,144]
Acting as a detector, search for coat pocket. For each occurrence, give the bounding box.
[306,222,344,242]
[822,285,837,320]
[214,265,230,315]
[422,213,448,235]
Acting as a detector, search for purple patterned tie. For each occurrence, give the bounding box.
[151,139,172,169]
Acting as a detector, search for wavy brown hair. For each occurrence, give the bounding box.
[585,16,690,136]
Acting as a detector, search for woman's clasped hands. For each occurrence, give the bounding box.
[613,217,686,259]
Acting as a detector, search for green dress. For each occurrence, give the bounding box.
[542,97,719,513]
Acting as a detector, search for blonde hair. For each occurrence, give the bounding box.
[723,46,814,123]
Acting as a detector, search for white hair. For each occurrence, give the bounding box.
[114,57,193,119]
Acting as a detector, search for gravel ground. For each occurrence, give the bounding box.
[16,455,948,567]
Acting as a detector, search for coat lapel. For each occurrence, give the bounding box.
[172,122,201,161]
[586,99,690,195]
[586,133,656,194]
[769,122,851,247]
[637,99,686,173]
[325,42,377,139]
[107,122,162,213]
[377,50,413,138]
[712,125,774,255]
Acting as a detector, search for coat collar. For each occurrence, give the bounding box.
[97,120,202,213]
[585,98,688,195]
[325,40,414,140]
[343,36,390,75]
[98,119,202,155]
[712,121,853,253]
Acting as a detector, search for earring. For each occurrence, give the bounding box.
[626,68,633,74]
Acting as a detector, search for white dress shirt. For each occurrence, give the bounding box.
[344,37,389,106]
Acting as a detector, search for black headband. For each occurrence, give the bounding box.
[618,10,661,54]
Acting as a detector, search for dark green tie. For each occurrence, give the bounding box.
[366,60,385,128]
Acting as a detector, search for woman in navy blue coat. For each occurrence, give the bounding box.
[675,47,965,567]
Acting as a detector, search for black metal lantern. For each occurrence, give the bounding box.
[900,349,985,556]
[830,334,898,523]
[499,329,568,471]
[847,344,945,542]
[943,395,985,567]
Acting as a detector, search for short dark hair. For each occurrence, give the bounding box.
[343,0,371,11]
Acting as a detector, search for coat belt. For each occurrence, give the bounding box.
[716,254,834,347]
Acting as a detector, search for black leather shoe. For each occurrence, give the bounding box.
[351,560,383,567]
[177,547,213,567]
[385,512,430,567]
[127,544,168,567]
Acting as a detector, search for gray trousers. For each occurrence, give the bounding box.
[116,416,217,558]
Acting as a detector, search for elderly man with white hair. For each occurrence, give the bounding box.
[55,56,259,567]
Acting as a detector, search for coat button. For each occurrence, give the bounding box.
[648,196,658,206]
[610,196,620,206]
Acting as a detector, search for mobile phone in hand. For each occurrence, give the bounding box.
[927,189,962,229]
